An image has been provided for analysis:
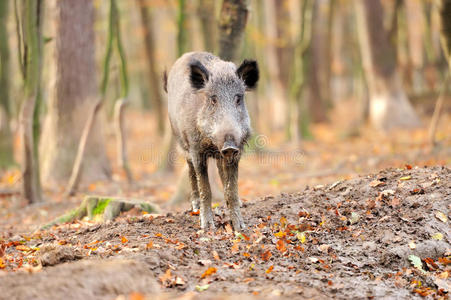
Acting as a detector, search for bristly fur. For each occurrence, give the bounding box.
[163,70,168,93]
[189,60,210,90]
[236,59,259,90]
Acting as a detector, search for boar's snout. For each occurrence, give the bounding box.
[221,135,240,159]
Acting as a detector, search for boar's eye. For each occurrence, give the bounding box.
[209,95,218,105]
[235,94,243,106]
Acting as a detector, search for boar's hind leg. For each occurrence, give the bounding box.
[192,154,215,229]
[187,159,200,211]
[220,158,245,231]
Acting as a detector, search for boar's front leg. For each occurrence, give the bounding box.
[192,153,215,230]
[219,158,245,231]
[187,159,200,212]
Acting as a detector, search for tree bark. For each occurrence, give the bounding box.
[355,0,421,131]
[41,0,111,186]
[137,0,165,135]
[218,0,249,61]
[309,0,330,123]
[0,0,14,168]
[19,0,43,203]
[197,0,217,53]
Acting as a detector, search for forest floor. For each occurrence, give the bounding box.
[0,104,450,299]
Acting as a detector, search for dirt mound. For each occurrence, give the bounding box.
[1,166,450,299]
[0,259,159,300]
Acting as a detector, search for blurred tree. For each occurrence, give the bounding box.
[218,0,249,61]
[429,0,451,145]
[160,0,188,172]
[102,0,132,182]
[0,0,14,168]
[288,0,314,141]
[355,0,421,131]
[137,0,165,135]
[197,0,217,53]
[18,0,43,203]
[309,0,330,123]
[41,0,111,186]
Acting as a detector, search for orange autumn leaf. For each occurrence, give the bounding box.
[265,265,274,274]
[201,267,217,279]
[159,269,172,284]
[129,292,145,300]
[231,242,239,253]
[15,245,32,252]
[0,258,5,269]
[261,250,272,261]
[225,223,233,234]
[146,241,153,249]
[121,236,128,244]
[155,233,163,238]
[276,240,287,252]
[190,210,200,216]
[438,257,451,265]
[243,252,250,258]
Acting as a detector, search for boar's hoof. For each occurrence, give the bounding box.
[200,211,215,230]
[231,212,246,231]
[191,197,200,212]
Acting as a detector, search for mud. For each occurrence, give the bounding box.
[1,166,450,299]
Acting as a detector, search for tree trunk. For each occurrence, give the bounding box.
[19,0,43,203]
[197,0,217,53]
[137,0,165,135]
[0,0,14,168]
[309,0,330,123]
[441,0,451,64]
[355,0,421,131]
[41,0,111,186]
[218,0,249,61]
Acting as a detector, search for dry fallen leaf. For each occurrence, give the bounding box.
[261,250,272,261]
[225,223,233,234]
[212,250,220,261]
[370,180,385,187]
[231,242,239,253]
[129,292,145,300]
[276,240,287,252]
[0,258,5,269]
[201,267,217,279]
[121,236,128,244]
[431,232,443,240]
[274,231,286,239]
[159,269,172,284]
[265,265,274,274]
[0,243,6,257]
[435,211,448,223]
[146,241,153,249]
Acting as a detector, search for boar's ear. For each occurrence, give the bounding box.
[189,60,209,90]
[237,59,259,90]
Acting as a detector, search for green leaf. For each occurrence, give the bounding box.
[408,255,426,274]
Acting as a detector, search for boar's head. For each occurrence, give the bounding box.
[188,59,259,160]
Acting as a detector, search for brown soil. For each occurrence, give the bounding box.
[1,166,450,299]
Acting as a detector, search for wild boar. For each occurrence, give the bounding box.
[165,51,259,230]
